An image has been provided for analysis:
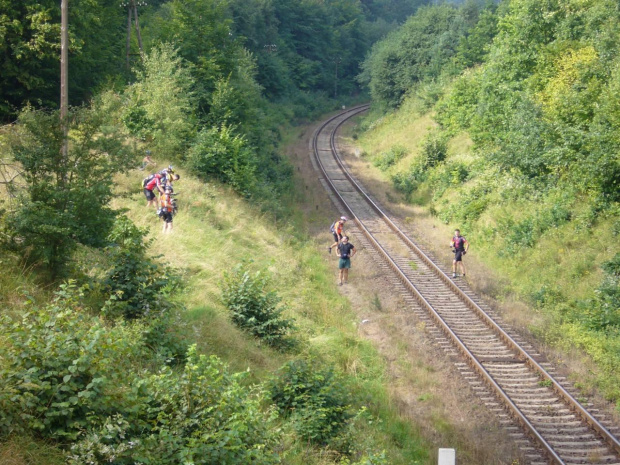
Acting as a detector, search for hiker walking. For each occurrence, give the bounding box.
[450,229,469,278]
[327,216,348,254]
[159,185,175,233]
[337,235,356,285]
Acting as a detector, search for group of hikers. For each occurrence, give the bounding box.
[326,215,469,285]
[141,152,181,234]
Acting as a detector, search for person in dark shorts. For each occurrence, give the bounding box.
[337,235,356,285]
[159,186,174,233]
[450,229,469,278]
[327,216,347,254]
[143,173,166,208]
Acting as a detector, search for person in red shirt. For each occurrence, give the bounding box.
[450,229,469,278]
[327,216,347,254]
[143,173,166,208]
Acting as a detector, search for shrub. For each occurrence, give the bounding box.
[2,105,135,276]
[99,216,187,362]
[101,216,179,321]
[222,264,295,350]
[0,284,280,462]
[269,359,352,445]
[124,43,196,157]
[421,131,447,167]
[70,346,281,465]
[373,145,407,171]
[0,282,146,440]
[186,125,256,196]
[582,253,620,331]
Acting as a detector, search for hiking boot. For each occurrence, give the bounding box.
[452,273,457,278]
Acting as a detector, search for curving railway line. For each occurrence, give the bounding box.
[312,105,620,465]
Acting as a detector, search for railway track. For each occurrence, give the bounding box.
[312,105,620,465]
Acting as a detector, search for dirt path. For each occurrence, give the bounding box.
[283,115,524,465]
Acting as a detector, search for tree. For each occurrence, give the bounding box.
[123,43,196,158]
[0,0,126,121]
[3,103,134,275]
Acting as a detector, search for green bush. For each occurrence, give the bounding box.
[2,105,135,276]
[373,145,407,171]
[124,43,196,158]
[222,264,295,350]
[98,216,187,362]
[0,283,280,462]
[101,216,179,321]
[582,253,620,331]
[69,346,281,465]
[187,125,257,197]
[421,131,448,167]
[0,282,146,440]
[269,359,352,445]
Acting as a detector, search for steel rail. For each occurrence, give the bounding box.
[313,106,620,463]
[313,106,564,464]
[323,107,620,459]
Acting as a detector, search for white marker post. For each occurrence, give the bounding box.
[438,448,456,465]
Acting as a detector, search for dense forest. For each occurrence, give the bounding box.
[0,1,437,464]
[357,0,620,405]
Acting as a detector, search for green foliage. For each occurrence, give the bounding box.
[124,43,196,157]
[222,263,295,350]
[455,2,499,68]
[101,216,178,321]
[582,253,620,331]
[0,0,126,120]
[269,359,352,445]
[0,282,279,462]
[2,104,134,275]
[0,282,146,440]
[360,3,483,109]
[421,131,448,167]
[69,346,281,465]
[93,215,187,363]
[373,145,407,171]
[187,125,257,196]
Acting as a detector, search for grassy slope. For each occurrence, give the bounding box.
[117,158,431,463]
[353,100,620,409]
[0,130,430,463]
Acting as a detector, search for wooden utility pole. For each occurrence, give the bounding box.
[123,1,146,68]
[133,1,143,51]
[60,0,69,160]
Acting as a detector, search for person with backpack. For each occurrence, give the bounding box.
[450,229,469,278]
[327,216,348,254]
[159,185,175,233]
[143,172,166,208]
[337,235,356,285]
